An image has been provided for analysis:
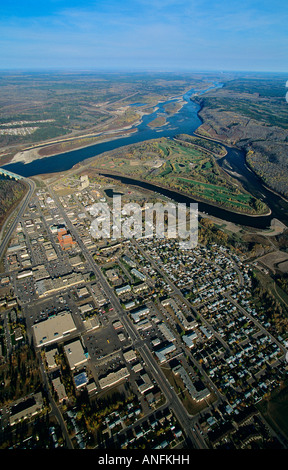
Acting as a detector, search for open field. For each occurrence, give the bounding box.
[0,71,213,166]
[257,383,288,442]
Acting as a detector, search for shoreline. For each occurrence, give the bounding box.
[7,128,138,165]
[4,94,188,166]
[95,169,272,218]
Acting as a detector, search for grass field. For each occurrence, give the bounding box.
[257,383,288,442]
[91,136,269,215]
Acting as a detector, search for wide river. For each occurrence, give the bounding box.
[3,83,288,230]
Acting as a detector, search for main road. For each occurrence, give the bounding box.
[0,177,36,261]
[47,184,208,448]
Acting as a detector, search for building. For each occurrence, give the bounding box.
[136,373,154,394]
[77,287,89,298]
[79,303,94,315]
[45,348,58,369]
[122,255,136,268]
[158,323,176,342]
[87,381,97,393]
[131,268,146,281]
[155,343,176,363]
[115,285,131,296]
[57,228,76,250]
[9,393,43,426]
[182,331,198,348]
[17,270,33,279]
[64,340,88,370]
[80,174,89,190]
[33,311,77,347]
[123,349,137,363]
[161,298,198,331]
[35,272,85,298]
[130,306,150,323]
[99,367,130,389]
[52,377,68,402]
[172,364,211,402]
[74,371,89,389]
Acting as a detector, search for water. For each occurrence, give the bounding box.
[3,82,288,229]
[2,84,214,178]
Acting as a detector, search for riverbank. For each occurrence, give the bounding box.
[5,96,187,167]
[96,169,271,218]
[8,128,138,165]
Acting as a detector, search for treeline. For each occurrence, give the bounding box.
[246,143,288,198]
[251,273,288,335]
[0,344,41,405]
[0,176,27,230]
[175,134,227,156]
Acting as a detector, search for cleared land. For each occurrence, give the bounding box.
[0,72,213,166]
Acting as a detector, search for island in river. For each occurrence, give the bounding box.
[2,71,288,222]
[84,134,269,216]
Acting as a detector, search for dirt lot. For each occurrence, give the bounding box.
[256,250,288,274]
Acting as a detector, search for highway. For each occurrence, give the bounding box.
[0,177,36,261]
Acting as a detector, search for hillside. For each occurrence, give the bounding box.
[195,76,288,197]
[0,176,28,230]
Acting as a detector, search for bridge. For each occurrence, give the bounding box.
[0,167,24,180]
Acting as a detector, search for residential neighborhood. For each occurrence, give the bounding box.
[0,172,287,450]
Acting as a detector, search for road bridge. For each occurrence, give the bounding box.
[0,167,24,180]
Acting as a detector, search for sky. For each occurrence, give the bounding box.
[0,0,287,72]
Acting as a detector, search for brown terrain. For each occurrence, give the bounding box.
[194,77,288,197]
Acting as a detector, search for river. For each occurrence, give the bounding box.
[3,82,288,230]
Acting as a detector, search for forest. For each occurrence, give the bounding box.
[0,176,27,230]
[195,75,288,198]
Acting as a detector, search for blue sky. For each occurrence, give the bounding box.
[0,0,287,72]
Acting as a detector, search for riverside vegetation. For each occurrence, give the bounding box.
[89,135,268,215]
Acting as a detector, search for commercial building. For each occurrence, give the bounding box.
[99,367,130,390]
[130,306,150,323]
[17,270,33,279]
[33,311,77,347]
[79,303,94,315]
[57,227,76,250]
[136,373,154,394]
[45,348,58,369]
[123,349,137,363]
[74,371,89,389]
[64,340,88,370]
[35,272,85,298]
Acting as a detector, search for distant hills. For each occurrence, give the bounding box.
[195,76,288,198]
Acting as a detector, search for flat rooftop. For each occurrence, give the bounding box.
[33,311,77,347]
[64,339,88,370]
